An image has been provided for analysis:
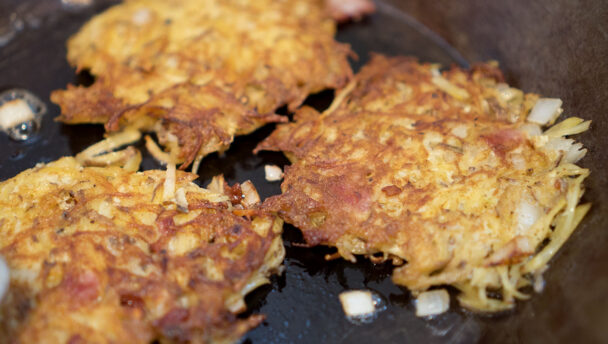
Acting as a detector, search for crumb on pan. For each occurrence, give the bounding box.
[264,164,284,182]
[415,289,450,317]
[0,99,35,130]
[339,290,375,317]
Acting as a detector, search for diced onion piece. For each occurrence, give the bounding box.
[431,76,470,100]
[339,290,375,317]
[516,198,543,234]
[240,181,260,207]
[0,256,9,301]
[518,123,542,137]
[496,83,522,102]
[450,124,468,139]
[264,164,284,181]
[415,289,450,317]
[510,154,526,170]
[527,98,563,125]
[0,98,35,130]
[564,143,587,163]
[175,188,189,212]
[545,137,588,163]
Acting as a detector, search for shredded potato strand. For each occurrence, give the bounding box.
[456,283,514,312]
[498,265,529,301]
[83,147,142,172]
[225,236,284,313]
[524,200,591,273]
[76,129,141,161]
[122,150,143,172]
[145,135,173,165]
[323,80,356,116]
[143,135,180,203]
[544,117,591,138]
[191,154,204,174]
[431,75,470,100]
[162,162,177,202]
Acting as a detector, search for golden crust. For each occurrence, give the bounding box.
[51,0,353,168]
[111,83,285,168]
[0,158,284,343]
[257,54,589,309]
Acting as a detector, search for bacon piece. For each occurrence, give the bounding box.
[63,270,99,306]
[483,128,524,158]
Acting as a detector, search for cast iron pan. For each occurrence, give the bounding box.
[1,1,606,343]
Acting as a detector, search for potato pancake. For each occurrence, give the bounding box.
[0,157,284,343]
[256,54,591,311]
[51,0,353,170]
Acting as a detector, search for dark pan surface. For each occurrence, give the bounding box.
[0,1,606,343]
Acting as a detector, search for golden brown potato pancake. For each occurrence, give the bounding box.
[256,54,590,311]
[0,157,284,343]
[51,0,354,170]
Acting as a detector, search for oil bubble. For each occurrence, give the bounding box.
[8,120,39,141]
[0,89,47,142]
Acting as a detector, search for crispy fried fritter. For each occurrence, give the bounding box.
[51,0,353,170]
[0,158,284,343]
[256,54,590,311]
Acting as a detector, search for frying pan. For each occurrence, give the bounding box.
[1,0,607,343]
